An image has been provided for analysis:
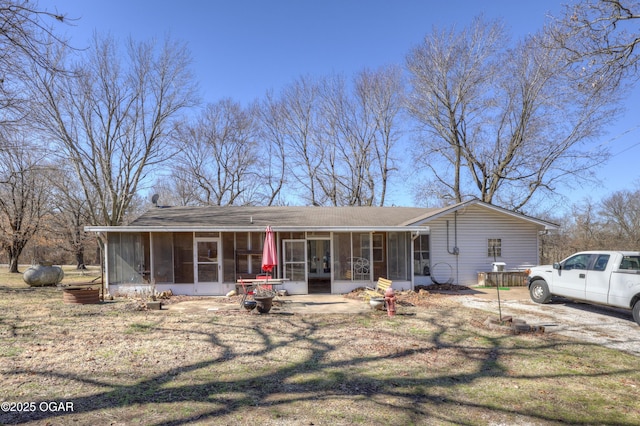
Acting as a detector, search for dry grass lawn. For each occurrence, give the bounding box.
[1,266,639,425]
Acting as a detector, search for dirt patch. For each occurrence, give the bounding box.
[343,284,468,309]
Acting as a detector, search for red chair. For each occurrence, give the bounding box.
[239,276,258,308]
[256,275,272,290]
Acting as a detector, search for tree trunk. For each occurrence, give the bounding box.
[9,256,19,273]
[75,250,86,269]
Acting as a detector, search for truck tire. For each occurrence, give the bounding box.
[633,300,640,326]
[530,279,551,304]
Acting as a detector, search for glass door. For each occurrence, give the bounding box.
[308,239,331,293]
[194,238,221,295]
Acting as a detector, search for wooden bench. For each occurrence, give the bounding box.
[364,277,392,300]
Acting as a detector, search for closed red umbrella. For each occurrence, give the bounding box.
[262,226,277,274]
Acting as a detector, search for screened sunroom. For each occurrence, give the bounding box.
[102,229,425,296]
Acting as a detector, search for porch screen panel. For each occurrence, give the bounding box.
[173,233,193,283]
[251,232,263,251]
[108,233,145,284]
[152,233,174,283]
[353,233,371,280]
[413,235,430,277]
[222,233,235,282]
[251,252,263,275]
[388,232,410,281]
[196,240,219,282]
[252,231,269,275]
[372,233,386,281]
[283,240,305,281]
[234,232,264,277]
[235,233,250,276]
[333,233,351,280]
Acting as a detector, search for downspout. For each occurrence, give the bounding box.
[411,230,423,290]
[97,232,108,297]
[446,211,460,284]
[446,212,459,255]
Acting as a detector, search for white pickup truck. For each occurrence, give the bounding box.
[527,251,640,326]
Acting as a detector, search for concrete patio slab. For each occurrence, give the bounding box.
[166,294,374,314]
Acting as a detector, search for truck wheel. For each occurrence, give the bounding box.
[530,280,551,304]
[633,300,640,326]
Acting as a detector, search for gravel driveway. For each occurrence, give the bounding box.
[458,287,640,356]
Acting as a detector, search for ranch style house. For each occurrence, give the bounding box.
[86,199,558,296]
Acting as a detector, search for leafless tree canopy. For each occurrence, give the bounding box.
[46,165,95,268]
[541,184,640,263]
[548,0,640,86]
[0,0,71,269]
[406,17,620,211]
[264,76,324,205]
[31,34,198,227]
[171,99,260,206]
[253,69,403,207]
[0,0,68,127]
[600,189,640,245]
[0,136,52,272]
[318,68,403,206]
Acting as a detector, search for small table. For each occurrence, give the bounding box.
[237,278,288,306]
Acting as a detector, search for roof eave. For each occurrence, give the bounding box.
[407,199,560,230]
[85,225,430,233]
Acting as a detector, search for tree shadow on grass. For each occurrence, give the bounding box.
[1,305,639,425]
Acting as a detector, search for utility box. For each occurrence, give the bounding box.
[492,262,506,272]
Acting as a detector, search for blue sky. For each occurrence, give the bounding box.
[49,1,640,210]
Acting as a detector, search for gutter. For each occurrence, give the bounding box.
[85,225,430,233]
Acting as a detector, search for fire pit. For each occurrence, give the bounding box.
[243,300,257,311]
[254,296,274,314]
[63,287,100,304]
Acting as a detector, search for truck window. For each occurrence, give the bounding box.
[563,253,592,270]
[592,255,609,271]
[619,256,640,270]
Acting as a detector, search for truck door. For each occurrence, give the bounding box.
[553,253,593,300]
[609,255,640,307]
[585,254,610,304]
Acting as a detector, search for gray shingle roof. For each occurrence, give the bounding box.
[129,205,440,229]
[85,200,557,233]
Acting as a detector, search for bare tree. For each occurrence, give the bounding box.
[277,76,325,205]
[30,34,197,227]
[540,187,640,264]
[306,68,403,207]
[406,17,620,211]
[319,74,377,206]
[548,0,640,87]
[256,91,289,206]
[150,175,202,207]
[47,166,95,269]
[0,136,51,272]
[262,70,403,207]
[600,189,640,246]
[172,99,260,206]
[0,0,68,126]
[353,66,404,206]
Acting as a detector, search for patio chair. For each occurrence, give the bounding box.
[364,277,392,300]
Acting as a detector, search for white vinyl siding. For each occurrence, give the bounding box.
[428,205,541,286]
